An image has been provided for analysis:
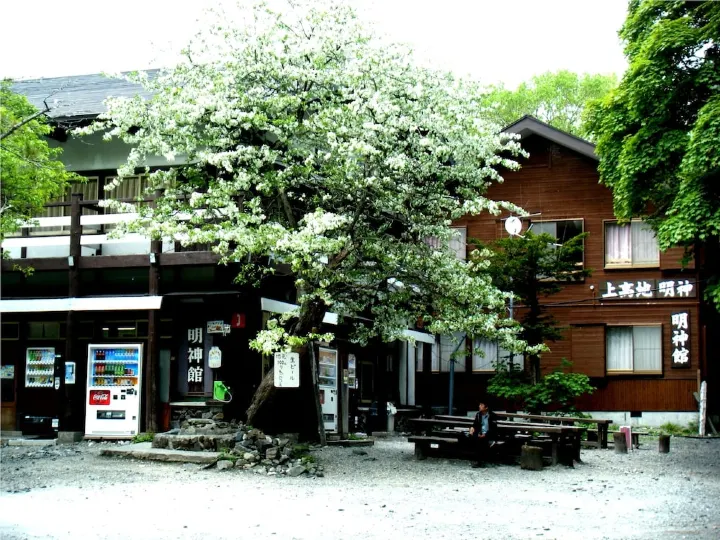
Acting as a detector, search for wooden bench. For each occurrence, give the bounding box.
[407,417,583,466]
[407,435,459,460]
[439,413,613,450]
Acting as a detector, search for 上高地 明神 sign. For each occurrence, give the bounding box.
[600,278,696,300]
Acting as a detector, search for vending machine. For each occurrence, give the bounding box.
[25,347,55,388]
[85,344,143,439]
[318,347,338,432]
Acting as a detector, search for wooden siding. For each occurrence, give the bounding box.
[576,379,697,411]
[449,135,704,413]
[660,246,696,270]
[570,326,605,377]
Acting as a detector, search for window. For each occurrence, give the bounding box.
[472,338,523,372]
[531,219,584,267]
[434,333,466,372]
[425,227,467,261]
[606,326,662,374]
[36,177,99,235]
[27,322,64,339]
[605,221,659,268]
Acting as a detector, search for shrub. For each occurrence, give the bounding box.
[488,358,594,413]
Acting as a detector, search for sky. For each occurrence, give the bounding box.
[0,0,629,87]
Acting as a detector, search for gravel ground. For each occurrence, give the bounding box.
[1,435,719,539]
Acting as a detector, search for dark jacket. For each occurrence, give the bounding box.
[471,411,497,440]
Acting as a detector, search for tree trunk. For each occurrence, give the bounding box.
[309,343,326,446]
[245,298,328,440]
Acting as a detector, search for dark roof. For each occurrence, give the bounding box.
[502,115,597,161]
[10,70,158,121]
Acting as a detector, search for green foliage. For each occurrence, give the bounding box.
[131,432,155,443]
[487,359,594,413]
[217,452,239,463]
[0,80,80,241]
[658,422,685,436]
[472,230,590,382]
[584,1,720,306]
[483,70,617,138]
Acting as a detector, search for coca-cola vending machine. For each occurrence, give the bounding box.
[85,344,143,438]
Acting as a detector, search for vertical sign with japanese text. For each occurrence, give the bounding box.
[187,327,204,392]
[274,352,300,388]
[670,312,690,368]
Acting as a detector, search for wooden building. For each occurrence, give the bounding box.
[2,75,711,436]
[1,73,428,438]
[437,116,709,426]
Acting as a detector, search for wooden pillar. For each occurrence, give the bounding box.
[375,347,387,432]
[61,193,83,432]
[422,342,432,417]
[145,219,162,433]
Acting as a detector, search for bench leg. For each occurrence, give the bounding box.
[600,426,608,450]
[551,435,559,466]
[574,434,582,463]
[414,443,427,460]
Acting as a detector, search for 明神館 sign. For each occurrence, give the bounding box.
[670,311,691,369]
[600,278,696,300]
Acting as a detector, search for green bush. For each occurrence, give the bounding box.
[488,358,594,413]
[131,432,155,444]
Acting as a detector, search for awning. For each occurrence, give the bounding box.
[260,297,338,325]
[0,296,163,313]
[259,297,435,343]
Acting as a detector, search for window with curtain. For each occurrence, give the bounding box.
[605,221,659,267]
[531,219,584,267]
[433,333,466,372]
[424,227,467,261]
[472,337,523,371]
[606,325,662,373]
[36,177,99,235]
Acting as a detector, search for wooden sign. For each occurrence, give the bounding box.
[670,311,690,368]
[600,278,696,300]
[274,352,300,388]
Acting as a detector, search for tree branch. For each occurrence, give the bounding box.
[0,106,50,141]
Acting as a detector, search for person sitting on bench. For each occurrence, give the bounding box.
[469,401,497,468]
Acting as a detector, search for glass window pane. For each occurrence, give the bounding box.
[472,338,496,371]
[532,222,557,238]
[631,222,659,266]
[633,326,662,371]
[607,327,633,370]
[605,223,632,265]
[440,333,465,372]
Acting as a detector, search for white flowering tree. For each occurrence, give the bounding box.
[82,0,532,435]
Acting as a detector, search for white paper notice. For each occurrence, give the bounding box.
[274,352,300,388]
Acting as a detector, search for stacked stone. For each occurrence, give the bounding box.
[152,418,323,477]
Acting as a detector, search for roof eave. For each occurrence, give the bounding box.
[502,115,598,161]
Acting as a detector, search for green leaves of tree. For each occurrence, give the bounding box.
[483,70,617,138]
[0,81,79,241]
[584,0,720,306]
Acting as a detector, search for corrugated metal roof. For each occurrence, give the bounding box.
[11,70,158,120]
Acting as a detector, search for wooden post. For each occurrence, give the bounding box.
[61,193,83,432]
[599,422,609,450]
[614,432,628,454]
[659,434,670,453]
[699,380,707,437]
[520,445,543,470]
[145,191,162,433]
[422,342,432,417]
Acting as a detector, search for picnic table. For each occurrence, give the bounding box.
[436,413,614,450]
[407,416,584,466]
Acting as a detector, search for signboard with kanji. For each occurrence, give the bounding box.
[670,312,691,369]
[274,352,300,388]
[600,278,696,300]
[187,327,204,392]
